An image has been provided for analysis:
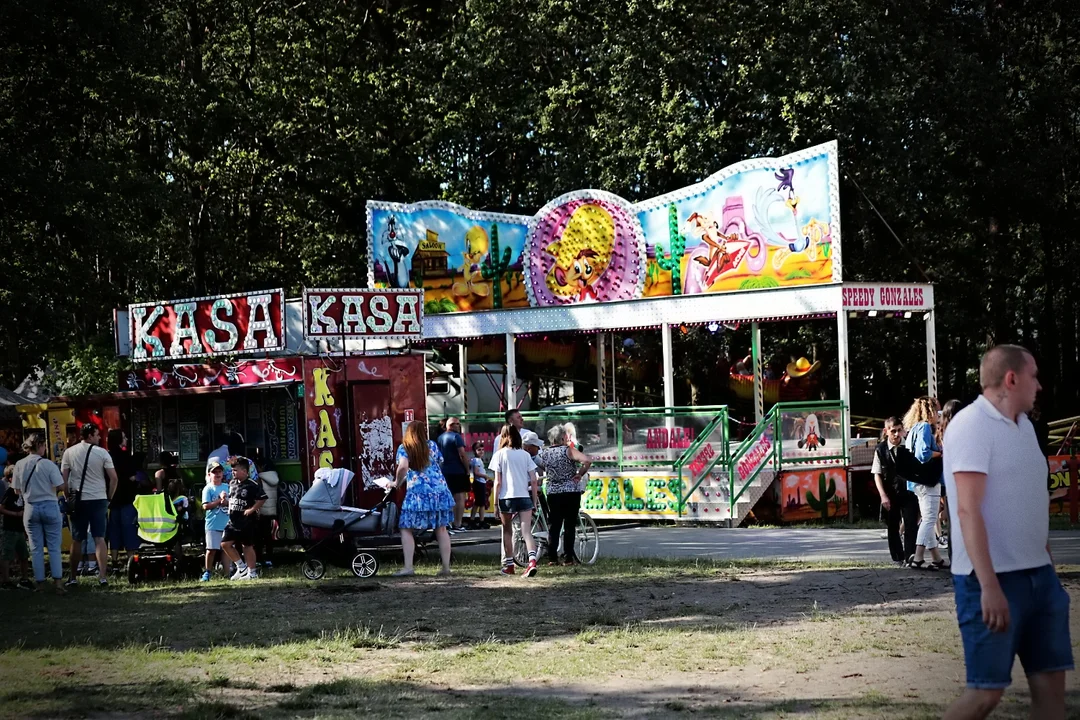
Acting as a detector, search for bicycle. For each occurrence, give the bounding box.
[510,494,599,567]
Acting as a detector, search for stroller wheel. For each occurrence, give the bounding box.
[126,557,139,584]
[351,552,378,578]
[301,558,326,580]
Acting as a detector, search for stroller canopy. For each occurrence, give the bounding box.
[300,468,381,531]
[299,468,356,513]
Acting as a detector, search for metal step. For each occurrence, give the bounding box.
[680,468,731,522]
[733,469,776,527]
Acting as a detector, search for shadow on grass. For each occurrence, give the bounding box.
[16,677,1076,720]
[0,556,958,654]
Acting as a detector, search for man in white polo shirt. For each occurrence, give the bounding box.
[942,345,1071,720]
[61,424,118,587]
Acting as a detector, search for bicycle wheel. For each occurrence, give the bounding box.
[512,515,528,567]
[575,512,599,565]
[512,511,548,567]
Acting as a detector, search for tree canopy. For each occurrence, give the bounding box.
[2,0,1077,417]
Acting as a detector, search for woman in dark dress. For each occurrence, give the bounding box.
[105,429,140,567]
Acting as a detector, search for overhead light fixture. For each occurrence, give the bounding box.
[868,310,878,317]
[904,311,913,319]
[707,322,719,333]
[848,311,858,319]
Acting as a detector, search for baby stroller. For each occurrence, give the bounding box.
[298,468,422,579]
[126,492,197,583]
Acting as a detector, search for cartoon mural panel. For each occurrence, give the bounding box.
[779,468,848,522]
[368,202,531,314]
[368,142,840,314]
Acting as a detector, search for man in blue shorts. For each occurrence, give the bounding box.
[943,345,1072,719]
[61,424,118,587]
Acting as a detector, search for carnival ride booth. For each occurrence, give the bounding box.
[368,141,939,525]
[110,286,429,544]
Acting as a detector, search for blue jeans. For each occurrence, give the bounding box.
[24,500,64,582]
[953,564,1074,688]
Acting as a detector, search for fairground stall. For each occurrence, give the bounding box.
[367,141,938,525]
[63,288,431,536]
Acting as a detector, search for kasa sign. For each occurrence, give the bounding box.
[129,290,285,361]
[304,289,423,340]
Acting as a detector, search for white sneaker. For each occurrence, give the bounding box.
[231,568,251,581]
[248,569,259,580]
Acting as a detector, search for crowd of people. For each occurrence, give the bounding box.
[872,396,956,569]
[389,409,592,578]
[0,423,282,590]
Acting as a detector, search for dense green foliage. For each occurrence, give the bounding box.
[2,1,1077,417]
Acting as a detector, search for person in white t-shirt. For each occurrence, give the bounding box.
[489,424,539,578]
[60,424,118,587]
[942,345,1072,720]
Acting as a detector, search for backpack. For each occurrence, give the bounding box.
[901,424,942,488]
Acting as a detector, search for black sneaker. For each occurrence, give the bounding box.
[17,579,35,590]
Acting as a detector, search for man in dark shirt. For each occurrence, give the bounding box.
[0,482,31,589]
[220,457,266,581]
[872,417,920,564]
[437,418,470,533]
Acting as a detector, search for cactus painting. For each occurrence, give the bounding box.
[805,472,837,520]
[480,223,513,309]
[654,203,686,294]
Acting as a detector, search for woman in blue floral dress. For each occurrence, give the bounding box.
[390,421,454,576]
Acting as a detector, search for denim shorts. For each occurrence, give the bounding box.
[498,497,534,514]
[71,499,108,541]
[953,564,1074,689]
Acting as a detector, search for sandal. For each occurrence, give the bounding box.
[930,559,949,570]
[906,556,935,570]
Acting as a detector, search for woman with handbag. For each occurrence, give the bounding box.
[13,433,67,594]
[538,422,592,566]
[903,396,948,570]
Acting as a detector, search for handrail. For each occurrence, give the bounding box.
[674,408,729,512]
[728,405,780,512]
[456,404,729,422]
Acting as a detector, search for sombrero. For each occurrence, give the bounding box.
[786,357,821,378]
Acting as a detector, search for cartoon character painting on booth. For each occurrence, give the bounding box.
[370,142,838,309]
[545,204,615,303]
[452,225,491,301]
[797,414,825,452]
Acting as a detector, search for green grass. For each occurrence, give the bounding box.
[0,554,1074,718]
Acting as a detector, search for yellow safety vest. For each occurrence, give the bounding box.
[132,493,179,544]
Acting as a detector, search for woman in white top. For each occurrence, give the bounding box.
[13,433,67,594]
[489,424,540,578]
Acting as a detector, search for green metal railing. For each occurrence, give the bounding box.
[457,405,729,473]
[729,405,780,510]
[728,400,848,517]
[673,408,730,512]
[457,400,848,520]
